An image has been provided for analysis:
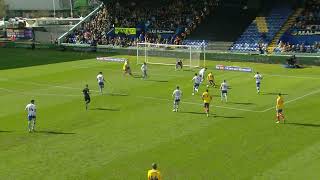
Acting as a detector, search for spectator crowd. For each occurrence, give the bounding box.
[65,0,219,47]
[291,0,320,34]
[274,40,320,53]
[277,0,320,53]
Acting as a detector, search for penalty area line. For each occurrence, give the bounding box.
[0,82,264,113]
[264,73,320,80]
[139,96,261,113]
[261,89,320,112]
[3,80,320,114]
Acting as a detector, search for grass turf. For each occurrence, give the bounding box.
[0,48,320,179]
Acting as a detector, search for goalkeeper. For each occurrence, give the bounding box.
[141,62,148,79]
[175,59,183,70]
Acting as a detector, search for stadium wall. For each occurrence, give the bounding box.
[65,44,320,66]
[1,42,319,66]
[204,52,320,65]
[5,0,71,10]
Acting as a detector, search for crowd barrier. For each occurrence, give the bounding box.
[1,41,319,66]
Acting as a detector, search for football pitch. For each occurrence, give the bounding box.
[1,48,320,179]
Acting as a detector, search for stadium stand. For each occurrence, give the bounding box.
[64,0,218,46]
[181,39,208,49]
[187,6,258,42]
[230,6,293,53]
[275,0,320,53]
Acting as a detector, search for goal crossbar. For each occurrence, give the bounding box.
[136,42,206,68]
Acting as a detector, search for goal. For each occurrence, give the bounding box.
[136,43,206,68]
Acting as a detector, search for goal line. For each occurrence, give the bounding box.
[136,42,206,68]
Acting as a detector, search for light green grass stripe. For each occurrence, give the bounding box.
[253,141,320,180]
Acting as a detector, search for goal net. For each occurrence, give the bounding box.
[136,43,205,68]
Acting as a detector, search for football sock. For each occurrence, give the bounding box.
[28,121,31,132]
[32,120,36,131]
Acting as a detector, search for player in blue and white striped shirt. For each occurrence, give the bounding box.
[25,100,36,132]
[254,72,263,94]
[172,86,182,112]
[192,73,202,95]
[220,80,228,102]
[97,72,105,95]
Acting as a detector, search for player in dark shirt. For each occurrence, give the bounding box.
[82,84,90,110]
[175,59,183,70]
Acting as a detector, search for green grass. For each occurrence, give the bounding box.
[0,48,98,70]
[0,48,320,179]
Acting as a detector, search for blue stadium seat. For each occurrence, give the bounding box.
[230,6,293,52]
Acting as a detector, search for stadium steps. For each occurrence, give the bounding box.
[230,6,293,52]
[58,3,104,44]
[267,8,304,53]
[256,17,269,33]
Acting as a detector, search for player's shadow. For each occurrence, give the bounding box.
[146,79,169,83]
[180,112,244,119]
[132,75,142,78]
[286,122,320,128]
[181,111,206,115]
[213,115,244,119]
[109,93,128,97]
[92,107,120,111]
[262,92,289,96]
[0,130,13,133]
[35,130,76,135]
[229,102,255,105]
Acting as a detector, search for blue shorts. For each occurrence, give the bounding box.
[221,90,227,94]
[98,82,104,87]
[194,83,200,89]
[256,82,260,88]
[277,109,283,113]
[28,115,36,121]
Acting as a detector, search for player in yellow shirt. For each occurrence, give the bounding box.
[147,163,161,180]
[276,93,285,123]
[123,60,132,76]
[207,72,215,87]
[202,89,212,117]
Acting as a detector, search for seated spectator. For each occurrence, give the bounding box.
[289,0,320,35]
[65,0,219,47]
[274,41,320,53]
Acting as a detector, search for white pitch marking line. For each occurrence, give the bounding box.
[214,105,260,112]
[264,73,320,80]
[2,83,319,113]
[3,79,320,113]
[139,96,261,113]
[70,63,244,79]
[1,72,320,113]
[0,84,259,113]
[68,61,320,80]
[260,89,320,112]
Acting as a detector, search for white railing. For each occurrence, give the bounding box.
[57,3,104,45]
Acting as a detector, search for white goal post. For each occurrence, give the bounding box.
[136,42,206,68]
